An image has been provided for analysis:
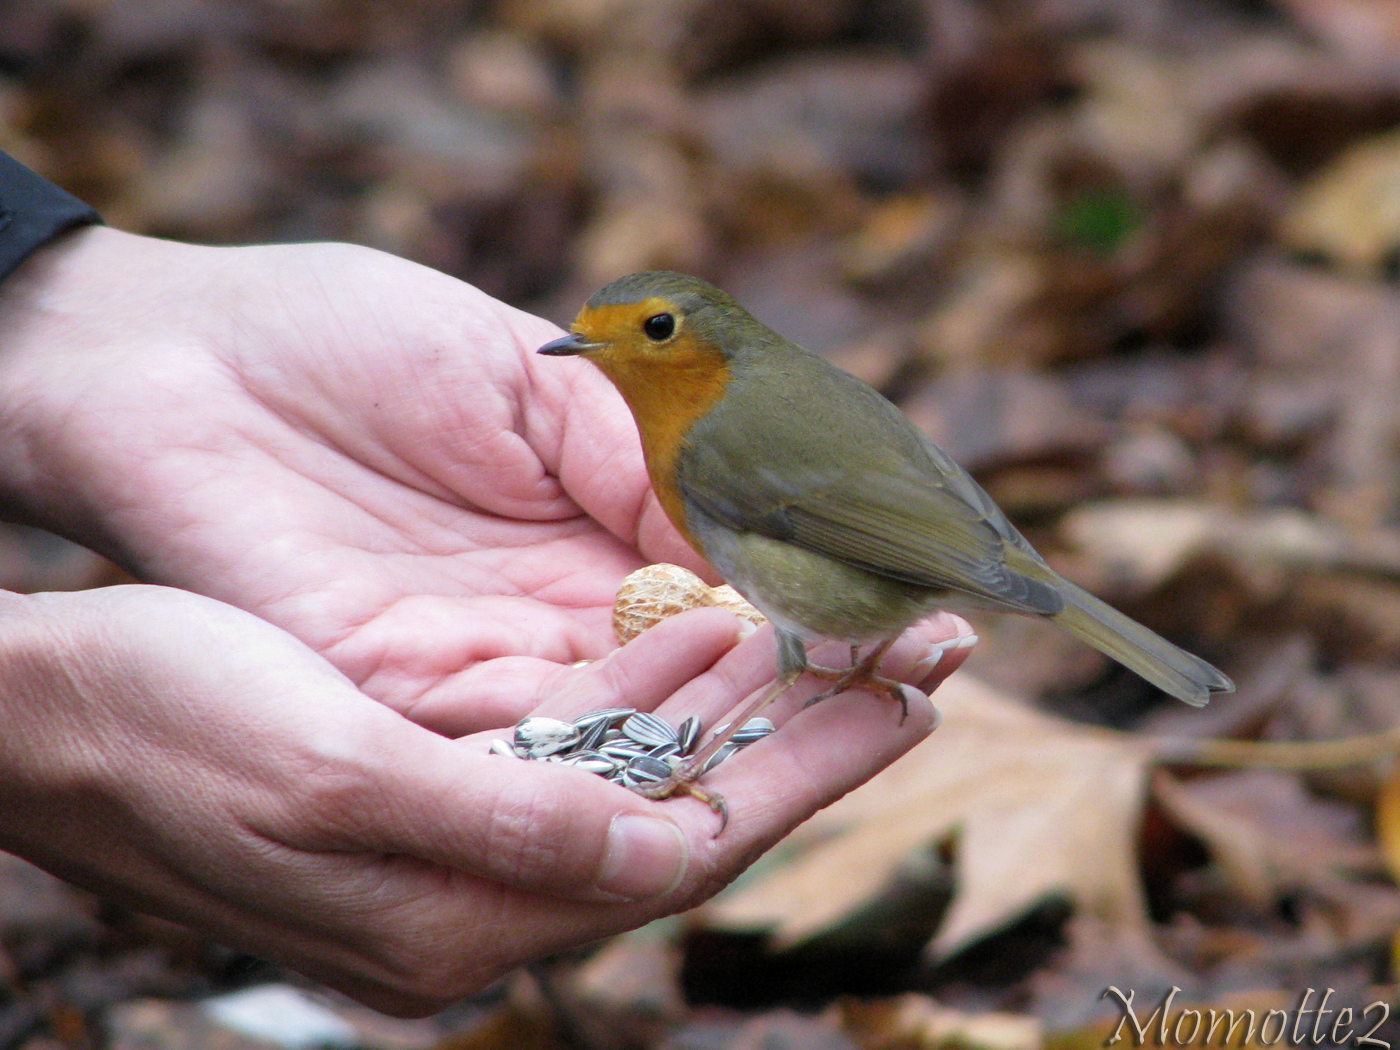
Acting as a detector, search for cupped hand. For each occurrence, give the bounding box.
[0,585,963,1015]
[0,226,709,729]
[0,227,970,732]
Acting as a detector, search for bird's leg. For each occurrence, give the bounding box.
[634,669,801,832]
[801,636,909,720]
[635,630,810,834]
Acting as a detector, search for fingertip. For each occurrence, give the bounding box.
[600,606,748,691]
[912,614,977,691]
[594,812,689,901]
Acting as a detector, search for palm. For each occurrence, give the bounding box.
[14,233,701,730]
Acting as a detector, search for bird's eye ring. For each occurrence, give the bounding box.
[643,313,675,341]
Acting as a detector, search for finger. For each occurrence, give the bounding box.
[332,594,613,714]
[401,606,747,735]
[290,707,693,905]
[650,612,972,732]
[523,346,710,574]
[909,611,979,690]
[675,665,939,845]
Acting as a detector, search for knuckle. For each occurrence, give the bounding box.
[268,727,382,838]
[477,777,576,887]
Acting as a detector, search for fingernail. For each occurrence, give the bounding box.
[596,814,688,901]
[911,643,947,680]
[736,618,759,641]
[950,616,978,648]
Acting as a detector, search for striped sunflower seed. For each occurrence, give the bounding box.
[573,707,635,730]
[601,740,649,761]
[563,750,620,776]
[514,716,580,758]
[623,755,673,786]
[576,717,611,751]
[648,741,681,761]
[731,717,776,746]
[622,712,678,748]
[676,715,701,755]
[702,742,740,774]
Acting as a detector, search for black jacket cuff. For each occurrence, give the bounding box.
[0,152,102,285]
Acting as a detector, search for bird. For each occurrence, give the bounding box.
[538,271,1233,823]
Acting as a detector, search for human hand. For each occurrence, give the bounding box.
[0,584,962,1015]
[0,227,967,734]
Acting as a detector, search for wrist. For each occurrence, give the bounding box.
[0,227,188,541]
[0,589,99,858]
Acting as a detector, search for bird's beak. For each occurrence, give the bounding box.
[536,332,599,356]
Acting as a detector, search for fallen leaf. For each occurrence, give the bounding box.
[1375,767,1400,969]
[703,675,1159,962]
[837,995,1042,1050]
[1280,126,1400,277]
[1155,769,1378,910]
[1155,768,1400,960]
[1060,498,1400,594]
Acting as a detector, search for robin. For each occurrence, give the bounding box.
[539,271,1233,822]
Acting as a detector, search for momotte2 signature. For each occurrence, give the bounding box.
[1103,987,1394,1049]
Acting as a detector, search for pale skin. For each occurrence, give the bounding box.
[0,226,974,1015]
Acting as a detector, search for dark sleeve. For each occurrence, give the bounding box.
[0,152,102,285]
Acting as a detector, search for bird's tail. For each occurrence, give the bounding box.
[1050,579,1233,707]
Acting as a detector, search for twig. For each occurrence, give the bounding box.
[1148,725,1400,769]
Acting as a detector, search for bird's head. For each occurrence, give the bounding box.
[537,270,752,369]
[537,272,757,444]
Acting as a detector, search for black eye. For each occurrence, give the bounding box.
[643,313,675,341]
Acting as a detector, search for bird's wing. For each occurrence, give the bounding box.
[678,440,1064,616]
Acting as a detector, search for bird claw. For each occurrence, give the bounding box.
[637,768,729,835]
[802,669,910,722]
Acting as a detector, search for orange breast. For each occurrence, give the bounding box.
[581,325,730,548]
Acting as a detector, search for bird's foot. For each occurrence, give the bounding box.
[803,637,907,720]
[803,666,909,720]
[632,671,802,836]
[636,767,729,833]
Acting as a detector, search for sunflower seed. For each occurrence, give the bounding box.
[573,707,635,730]
[514,716,581,757]
[622,712,678,748]
[732,717,775,746]
[676,715,701,755]
[563,750,620,776]
[601,740,648,761]
[702,742,740,774]
[624,755,673,785]
[507,708,746,796]
[576,717,611,751]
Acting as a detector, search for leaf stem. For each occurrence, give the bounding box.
[1149,726,1400,769]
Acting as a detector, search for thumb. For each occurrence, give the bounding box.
[296,712,690,904]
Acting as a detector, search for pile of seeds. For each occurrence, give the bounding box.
[490,708,775,792]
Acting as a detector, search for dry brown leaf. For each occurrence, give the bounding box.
[1155,768,1400,954]
[1060,498,1400,593]
[1280,126,1400,276]
[838,995,1042,1050]
[704,675,1157,961]
[1375,767,1400,970]
[1154,769,1377,909]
